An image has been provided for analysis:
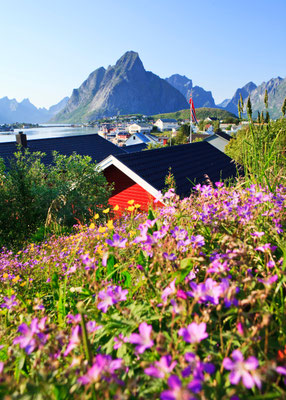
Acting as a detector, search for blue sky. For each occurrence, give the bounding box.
[0,0,285,108]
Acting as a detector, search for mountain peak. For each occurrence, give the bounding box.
[115,51,144,73]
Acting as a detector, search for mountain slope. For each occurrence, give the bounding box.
[249,77,286,119]
[219,77,286,119]
[53,52,189,123]
[218,82,257,115]
[153,107,238,121]
[165,74,216,108]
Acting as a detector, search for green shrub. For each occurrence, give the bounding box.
[0,149,112,249]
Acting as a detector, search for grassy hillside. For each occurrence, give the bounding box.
[0,182,285,399]
[153,107,238,121]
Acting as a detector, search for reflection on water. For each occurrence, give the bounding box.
[0,126,99,143]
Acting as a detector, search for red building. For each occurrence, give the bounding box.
[99,142,241,216]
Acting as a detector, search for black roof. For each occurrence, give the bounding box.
[214,131,232,141]
[0,134,126,167]
[123,143,148,153]
[115,142,241,197]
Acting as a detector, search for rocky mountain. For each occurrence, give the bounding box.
[52,51,189,123]
[217,82,257,116]
[165,74,216,108]
[219,77,286,119]
[249,77,286,119]
[0,96,69,124]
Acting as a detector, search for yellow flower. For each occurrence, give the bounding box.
[129,230,136,237]
[94,213,100,220]
[135,204,141,209]
[12,275,20,283]
[103,208,110,214]
[113,204,119,211]
[107,220,114,230]
[97,245,103,255]
[127,206,135,212]
[20,281,26,287]
[127,200,135,205]
[89,223,96,229]
[3,272,8,279]
[98,226,106,233]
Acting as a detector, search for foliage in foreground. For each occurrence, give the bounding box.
[0,150,112,249]
[0,182,286,399]
[225,118,286,190]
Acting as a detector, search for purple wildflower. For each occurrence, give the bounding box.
[129,322,154,354]
[13,317,48,354]
[97,285,128,313]
[113,333,128,350]
[161,279,176,304]
[183,352,215,389]
[163,252,177,261]
[223,350,261,389]
[106,234,127,248]
[144,355,177,379]
[1,295,17,309]
[86,320,102,333]
[0,362,3,374]
[144,355,177,378]
[207,260,229,274]
[78,354,122,385]
[191,235,205,248]
[160,375,193,400]
[251,231,265,237]
[64,325,81,356]
[257,274,278,286]
[179,322,208,344]
[276,366,286,375]
[255,243,271,252]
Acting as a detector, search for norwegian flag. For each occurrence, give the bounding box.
[189,96,198,124]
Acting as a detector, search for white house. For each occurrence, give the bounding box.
[127,123,153,134]
[154,119,179,132]
[125,132,159,147]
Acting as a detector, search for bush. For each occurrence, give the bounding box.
[0,149,112,249]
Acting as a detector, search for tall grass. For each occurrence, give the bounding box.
[226,119,286,192]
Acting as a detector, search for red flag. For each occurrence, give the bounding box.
[189,97,198,124]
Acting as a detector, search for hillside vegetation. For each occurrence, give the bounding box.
[0,117,286,399]
[153,107,238,121]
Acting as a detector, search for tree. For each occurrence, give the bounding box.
[264,89,268,109]
[282,97,286,118]
[213,120,220,133]
[246,96,252,120]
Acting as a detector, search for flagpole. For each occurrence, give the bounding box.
[190,96,193,143]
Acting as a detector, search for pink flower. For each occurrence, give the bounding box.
[64,325,81,356]
[179,322,208,344]
[144,355,177,378]
[129,322,154,354]
[78,354,122,385]
[223,350,261,389]
[161,279,176,304]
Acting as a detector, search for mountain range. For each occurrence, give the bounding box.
[218,78,286,119]
[165,74,216,108]
[0,50,285,123]
[0,96,69,124]
[52,51,190,122]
